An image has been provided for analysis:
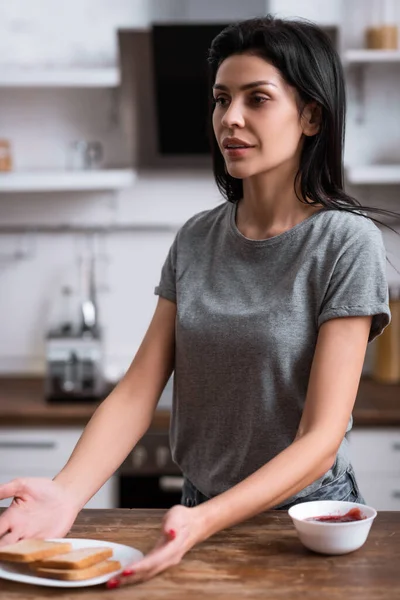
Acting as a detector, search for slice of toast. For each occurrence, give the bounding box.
[0,540,73,563]
[31,547,113,570]
[34,559,121,581]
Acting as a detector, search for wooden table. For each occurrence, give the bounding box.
[1,509,399,599]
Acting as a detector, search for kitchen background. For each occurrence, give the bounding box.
[0,0,400,510]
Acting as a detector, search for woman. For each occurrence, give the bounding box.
[0,16,394,588]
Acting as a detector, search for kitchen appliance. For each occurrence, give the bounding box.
[118,378,181,508]
[118,432,183,509]
[45,252,105,403]
[152,23,229,155]
[44,333,105,402]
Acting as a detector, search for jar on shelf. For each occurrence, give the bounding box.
[0,139,13,172]
[378,25,398,49]
[365,0,398,49]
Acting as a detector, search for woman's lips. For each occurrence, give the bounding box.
[224,146,254,159]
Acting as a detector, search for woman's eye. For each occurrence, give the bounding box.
[214,97,228,107]
[251,96,268,105]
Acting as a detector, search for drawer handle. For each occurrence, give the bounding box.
[159,476,184,493]
[393,443,400,451]
[0,441,56,450]
[392,491,400,499]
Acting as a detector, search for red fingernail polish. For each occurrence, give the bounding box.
[122,568,135,576]
[168,529,176,540]
[106,578,120,589]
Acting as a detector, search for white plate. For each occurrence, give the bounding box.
[0,537,143,588]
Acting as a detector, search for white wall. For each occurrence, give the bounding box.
[0,0,150,67]
[269,0,342,24]
[0,0,267,68]
[0,0,399,376]
[180,0,266,21]
[0,170,221,376]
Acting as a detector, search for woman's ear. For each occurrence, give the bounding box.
[302,102,321,136]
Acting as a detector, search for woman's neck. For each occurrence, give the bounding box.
[237,167,322,240]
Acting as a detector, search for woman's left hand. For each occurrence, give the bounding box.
[106,504,206,589]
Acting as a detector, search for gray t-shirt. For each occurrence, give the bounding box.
[155,202,390,505]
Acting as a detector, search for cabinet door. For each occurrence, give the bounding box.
[0,428,83,473]
[85,477,118,509]
[349,428,400,510]
[0,428,117,509]
[349,429,400,474]
[355,472,400,511]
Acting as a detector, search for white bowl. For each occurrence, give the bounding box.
[288,500,377,555]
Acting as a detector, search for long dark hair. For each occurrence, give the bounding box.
[207,15,400,230]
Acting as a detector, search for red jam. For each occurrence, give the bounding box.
[305,508,366,523]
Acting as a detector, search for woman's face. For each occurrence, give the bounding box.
[212,53,314,180]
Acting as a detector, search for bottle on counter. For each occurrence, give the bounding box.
[372,286,400,384]
[0,139,13,172]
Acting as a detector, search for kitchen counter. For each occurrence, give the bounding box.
[0,376,399,428]
[1,508,399,599]
[351,377,400,427]
[0,377,170,429]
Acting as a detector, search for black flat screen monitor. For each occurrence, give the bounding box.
[152,23,229,155]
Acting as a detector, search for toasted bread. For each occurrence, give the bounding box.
[34,559,121,581]
[31,547,113,570]
[0,540,72,563]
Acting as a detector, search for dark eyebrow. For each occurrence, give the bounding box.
[212,80,278,91]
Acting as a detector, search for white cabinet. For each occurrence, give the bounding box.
[348,428,400,510]
[0,427,117,509]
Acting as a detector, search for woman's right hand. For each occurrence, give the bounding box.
[0,477,79,546]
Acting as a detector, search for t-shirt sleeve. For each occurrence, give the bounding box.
[154,235,178,303]
[318,229,391,342]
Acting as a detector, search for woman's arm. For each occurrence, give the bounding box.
[197,314,372,536]
[54,296,176,509]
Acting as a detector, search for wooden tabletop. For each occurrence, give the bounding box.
[0,376,400,428]
[1,508,399,599]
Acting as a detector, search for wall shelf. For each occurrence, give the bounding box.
[0,223,178,235]
[344,50,400,123]
[344,50,400,64]
[0,169,137,192]
[346,165,400,185]
[0,68,120,88]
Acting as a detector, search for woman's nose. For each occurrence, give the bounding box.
[221,101,245,129]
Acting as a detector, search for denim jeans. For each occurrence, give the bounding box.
[181,465,365,509]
